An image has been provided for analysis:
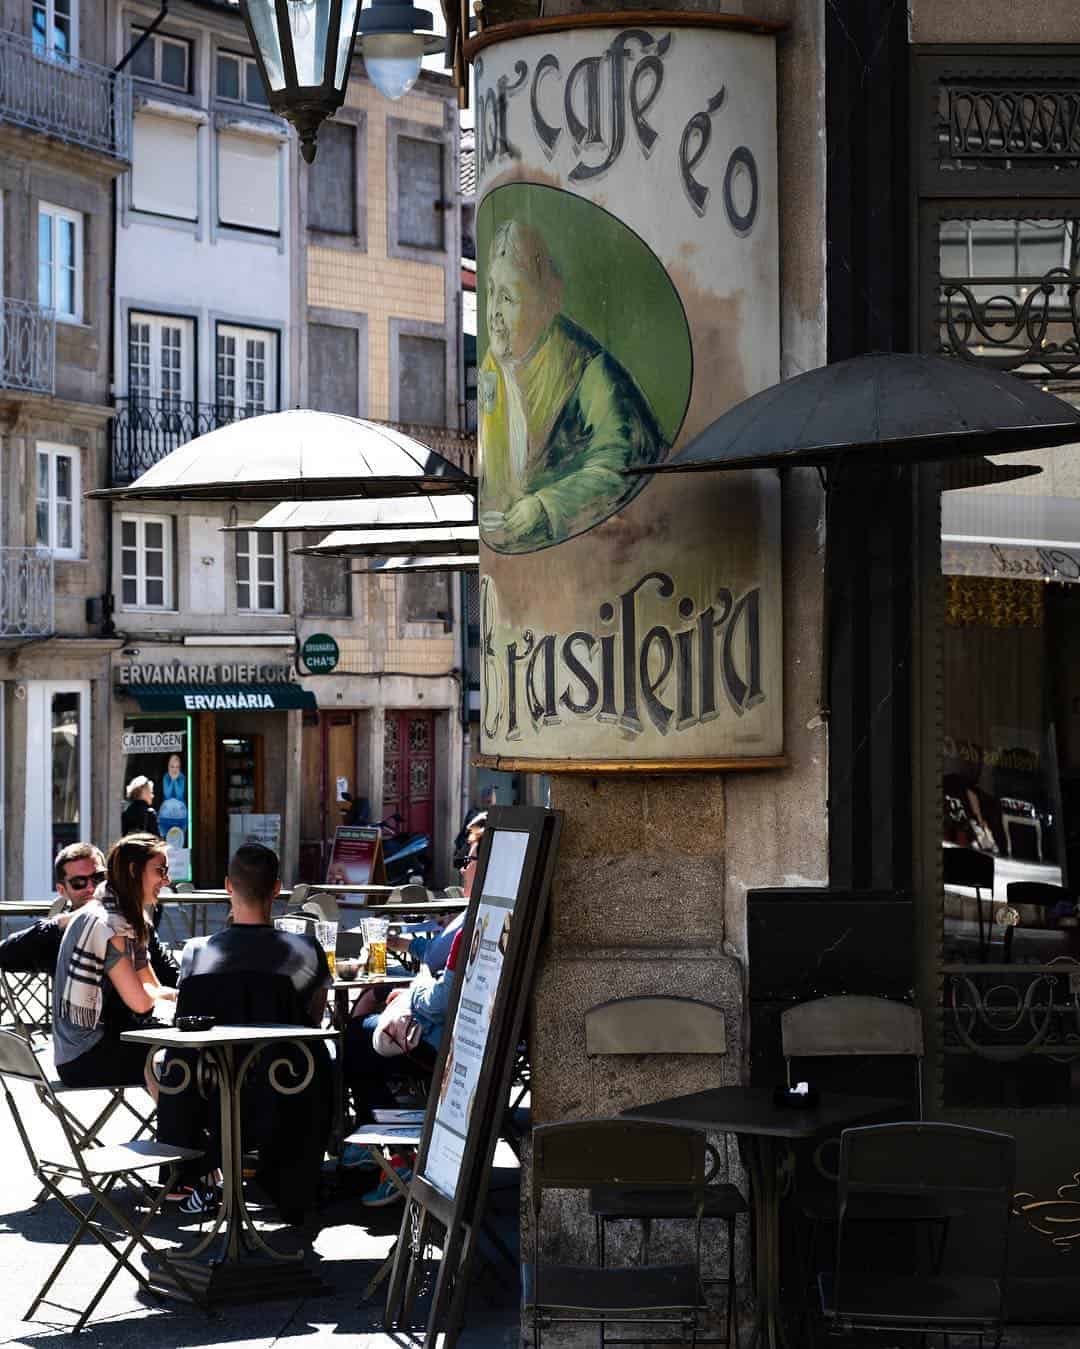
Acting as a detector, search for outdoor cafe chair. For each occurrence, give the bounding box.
[525,1117,709,1349]
[0,1028,207,1331]
[819,1122,1014,1348]
[584,995,744,1346]
[0,964,52,1044]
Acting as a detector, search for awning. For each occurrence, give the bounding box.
[121,683,317,713]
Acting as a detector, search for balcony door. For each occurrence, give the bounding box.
[120,312,195,480]
[23,681,91,898]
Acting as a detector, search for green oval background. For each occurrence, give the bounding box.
[476,183,692,447]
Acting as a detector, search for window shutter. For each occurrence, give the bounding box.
[219,131,281,232]
[132,114,198,219]
[398,335,446,426]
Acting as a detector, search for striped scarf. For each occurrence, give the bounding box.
[57,889,135,1031]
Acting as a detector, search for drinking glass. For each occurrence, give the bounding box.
[363,916,389,976]
[316,920,338,979]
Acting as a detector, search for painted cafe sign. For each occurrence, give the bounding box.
[473,16,784,769]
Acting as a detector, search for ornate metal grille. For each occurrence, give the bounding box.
[110,396,257,483]
[0,548,54,637]
[0,298,55,394]
[0,28,132,160]
[946,86,1080,162]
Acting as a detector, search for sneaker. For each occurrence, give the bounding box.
[342,1143,379,1170]
[178,1183,221,1217]
[361,1167,411,1207]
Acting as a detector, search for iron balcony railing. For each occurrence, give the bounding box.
[0,548,54,638]
[0,298,55,395]
[0,28,132,160]
[111,396,260,483]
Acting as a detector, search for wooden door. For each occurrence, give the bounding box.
[383,710,435,838]
[298,711,359,882]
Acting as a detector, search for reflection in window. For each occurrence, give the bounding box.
[940,447,1080,1108]
[51,692,80,859]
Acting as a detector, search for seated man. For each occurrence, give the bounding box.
[157,843,332,1223]
[0,842,179,986]
[387,813,486,974]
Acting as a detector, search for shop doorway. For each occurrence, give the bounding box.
[383,710,434,839]
[24,682,91,898]
[299,711,361,882]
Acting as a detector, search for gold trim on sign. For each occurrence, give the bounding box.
[472,754,788,774]
[465,10,788,61]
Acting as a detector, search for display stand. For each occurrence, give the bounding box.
[383,804,561,1348]
[327,825,387,885]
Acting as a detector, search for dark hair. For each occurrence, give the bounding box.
[54,842,105,885]
[106,833,164,944]
[228,843,280,905]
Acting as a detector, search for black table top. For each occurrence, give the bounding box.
[622,1085,907,1140]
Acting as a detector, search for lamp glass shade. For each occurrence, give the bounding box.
[363,31,424,99]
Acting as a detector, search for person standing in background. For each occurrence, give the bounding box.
[122,777,160,838]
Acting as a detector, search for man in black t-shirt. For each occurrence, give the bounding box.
[158,844,332,1222]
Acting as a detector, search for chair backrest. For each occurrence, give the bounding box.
[835,1122,1014,1315]
[585,996,726,1056]
[301,892,340,923]
[532,1118,705,1207]
[46,896,67,918]
[942,846,994,891]
[173,882,195,894]
[336,929,367,957]
[782,995,923,1114]
[388,884,430,906]
[290,883,312,907]
[0,1026,49,1083]
[1006,881,1070,911]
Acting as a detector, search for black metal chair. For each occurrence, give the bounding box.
[819,1121,1015,1348]
[943,846,995,959]
[0,1028,207,1331]
[1003,881,1074,962]
[526,1118,709,1349]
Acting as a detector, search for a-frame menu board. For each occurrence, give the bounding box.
[384,804,561,1347]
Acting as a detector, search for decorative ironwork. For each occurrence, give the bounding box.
[0,28,132,160]
[1012,1174,1080,1252]
[0,548,54,638]
[409,757,431,800]
[946,86,1080,162]
[408,716,430,754]
[938,268,1080,379]
[377,419,476,477]
[0,298,55,395]
[383,759,400,799]
[110,396,256,484]
[944,962,1080,1063]
[384,716,400,755]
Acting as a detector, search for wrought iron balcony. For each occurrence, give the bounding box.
[0,298,55,395]
[378,420,477,477]
[111,396,259,483]
[0,28,132,160]
[0,549,54,638]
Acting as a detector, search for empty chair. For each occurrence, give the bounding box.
[585,996,744,1347]
[526,1118,708,1349]
[1003,881,1074,961]
[301,891,340,924]
[0,1028,205,1331]
[942,847,995,959]
[820,1122,1014,1347]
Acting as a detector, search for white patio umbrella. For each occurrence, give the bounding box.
[88,410,473,502]
[294,526,479,558]
[348,555,479,574]
[225,493,476,533]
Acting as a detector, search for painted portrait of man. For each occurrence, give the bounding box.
[478,219,667,554]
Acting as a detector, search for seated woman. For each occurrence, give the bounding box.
[52,833,177,1093]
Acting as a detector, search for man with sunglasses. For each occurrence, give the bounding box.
[0,842,180,985]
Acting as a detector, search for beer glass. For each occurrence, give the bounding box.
[363,916,389,976]
[316,920,338,979]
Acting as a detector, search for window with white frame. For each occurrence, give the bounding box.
[32,0,75,60]
[216,50,269,107]
[216,325,278,417]
[36,445,79,558]
[131,113,199,220]
[128,312,194,407]
[38,204,82,322]
[129,27,191,91]
[119,516,173,609]
[235,531,283,612]
[217,131,281,232]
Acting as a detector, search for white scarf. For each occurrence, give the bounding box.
[57,890,135,1031]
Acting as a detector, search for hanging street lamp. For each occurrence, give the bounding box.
[356,0,442,102]
[239,0,441,161]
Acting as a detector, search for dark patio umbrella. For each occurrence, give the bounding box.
[225,494,477,533]
[627,353,1080,476]
[87,410,473,502]
[294,526,479,558]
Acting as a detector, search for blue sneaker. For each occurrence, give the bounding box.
[342,1143,379,1170]
[361,1167,412,1207]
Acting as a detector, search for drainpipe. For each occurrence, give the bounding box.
[114,0,168,73]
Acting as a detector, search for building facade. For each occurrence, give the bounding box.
[0,0,132,897]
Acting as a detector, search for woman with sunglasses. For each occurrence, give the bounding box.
[52,833,178,1093]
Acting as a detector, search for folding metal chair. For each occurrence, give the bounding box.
[0,1029,207,1331]
[0,964,53,1042]
[527,1118,709,1349]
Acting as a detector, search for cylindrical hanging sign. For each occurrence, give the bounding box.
[473,14,784,771]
